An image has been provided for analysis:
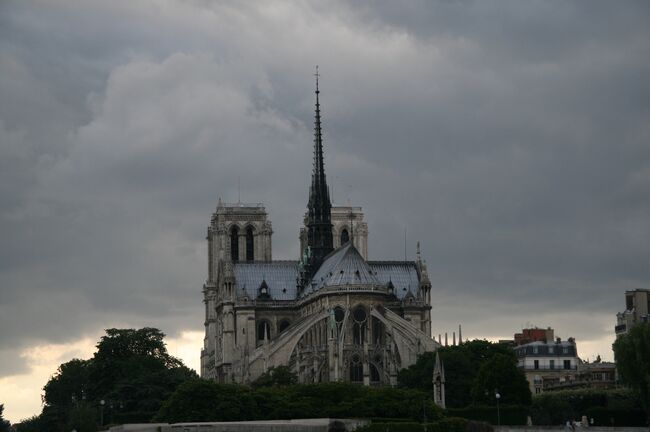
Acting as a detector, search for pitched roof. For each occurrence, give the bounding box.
[231,248,422,301]
[233,261,299,301]
[302,243,381,296]
[368,261,420,300]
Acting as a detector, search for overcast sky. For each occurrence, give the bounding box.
[1,0,650,423]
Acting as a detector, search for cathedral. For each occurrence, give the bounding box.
[200,76,439,386]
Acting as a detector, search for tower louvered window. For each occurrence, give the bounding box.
[230,226,239,261]
[340,228,349,245]
[246,226,254,261]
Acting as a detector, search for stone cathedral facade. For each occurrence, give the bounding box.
[200,80,438,385]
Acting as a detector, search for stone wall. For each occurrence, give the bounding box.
[495,427,648,432]
[105,418,369,432]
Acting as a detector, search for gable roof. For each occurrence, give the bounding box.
[233,261,299,301]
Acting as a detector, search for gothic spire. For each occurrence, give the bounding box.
[304,66,334,281]
[310,65,327,208]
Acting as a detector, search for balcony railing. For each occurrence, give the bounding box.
[520,365,577,371]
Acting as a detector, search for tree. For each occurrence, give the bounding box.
[43,359,90,409]
[37,327,197,431]
[613,322,650,421]
[154,380,258,423]
[0,404,11,432]
[471,353,532,406]
[66,402,97,432]
[85,328,197,423]
[398,340,517,407]
[251,365,298,388]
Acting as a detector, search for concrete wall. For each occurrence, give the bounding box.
[495,427,648,432]
[106,418,369,432]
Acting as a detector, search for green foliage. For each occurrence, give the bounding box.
[471,353,531,406]
[36,327,197,431]
[14,415,43,432]
[530,388,643,426]
[43,358,90,406]
[0,404,11,432]
[67,402,98,432]
[154,380,258,423]
[155,381,443,423]
[584,407,647,426]
[447,405,529,425]
[251,365,298,388]
[398,340,517,408]
[613,322,650,418]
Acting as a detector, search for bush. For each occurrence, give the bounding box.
[447,405,529,425]
[584,407,647,427]
[156,381,443,423]
[530,388,643,425]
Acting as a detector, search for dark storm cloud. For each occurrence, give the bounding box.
[1,0,649,377]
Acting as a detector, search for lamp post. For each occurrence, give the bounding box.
[495,392,501,427]
[100,399,105,427]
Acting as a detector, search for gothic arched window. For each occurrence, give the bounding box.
[230,226,239,261]
[245,226,254,261]
[372,317,384,345]
[352,306,367,345]
[257,320,271,341]
[279,320,291,333]
[370,363,380,383]
[350,355,363,383]
[340,228,349,245]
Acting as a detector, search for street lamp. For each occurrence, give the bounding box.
[100,399,105,427]
[495,392,501,427]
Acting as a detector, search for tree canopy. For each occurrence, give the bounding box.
[31,328,196,432]
[398,340,523,408]
[613,322,650,419]
[471,353,531,406]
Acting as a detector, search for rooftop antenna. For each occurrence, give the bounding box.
[404,226,407,262]
[237,176,241,204]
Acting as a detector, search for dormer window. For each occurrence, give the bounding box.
[258,279,270,300]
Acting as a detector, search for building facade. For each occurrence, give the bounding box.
[615,289,650,337]
[513,328,580,394]
[200,81,437,385]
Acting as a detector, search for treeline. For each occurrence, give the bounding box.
[12,324,650,431]
[397,339,532,407]
[155,379,442,423]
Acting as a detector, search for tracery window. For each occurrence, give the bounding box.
[350,355,363,382]
[352,306,367,345]
[230,226,239,261]
[246,226,254,261]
